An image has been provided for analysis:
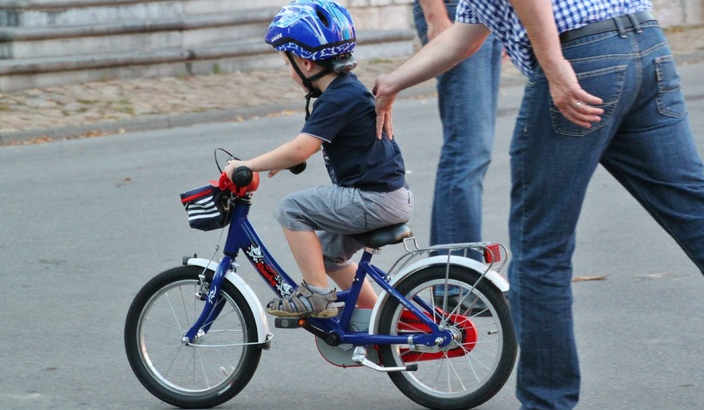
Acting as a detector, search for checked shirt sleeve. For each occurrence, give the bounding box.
[455,0,480,24]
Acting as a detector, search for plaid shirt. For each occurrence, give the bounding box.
[456,0,652,76]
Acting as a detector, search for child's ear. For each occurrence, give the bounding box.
[301,59,315,73]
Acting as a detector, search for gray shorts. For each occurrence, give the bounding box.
[276,185,414,271]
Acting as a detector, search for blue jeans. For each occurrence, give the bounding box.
[508,22,704,409]
[413,1,502,248]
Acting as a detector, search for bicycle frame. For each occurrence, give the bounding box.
[184,196,453,348]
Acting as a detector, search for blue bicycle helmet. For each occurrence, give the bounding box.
[265,0,358,117]
[265,0,356,62]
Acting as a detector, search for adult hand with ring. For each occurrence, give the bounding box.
[546,58,604,128]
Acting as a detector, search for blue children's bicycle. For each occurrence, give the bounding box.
[124,150,517,409]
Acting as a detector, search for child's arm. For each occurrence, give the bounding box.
[225,133,322,178]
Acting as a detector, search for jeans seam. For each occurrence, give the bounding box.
[438,66,466,242]
[632,34,643,111]
[567,52,638,64]
[640,41,667,58]
[574,64,629,79]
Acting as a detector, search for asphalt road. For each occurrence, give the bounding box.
[2,63,704,410]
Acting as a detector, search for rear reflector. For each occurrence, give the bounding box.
[483,243,501,263]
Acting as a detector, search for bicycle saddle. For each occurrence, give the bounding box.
[351,223,412,248]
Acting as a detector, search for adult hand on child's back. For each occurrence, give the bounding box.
[373,74,396,140]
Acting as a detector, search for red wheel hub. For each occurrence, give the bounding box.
[397,308,478,363]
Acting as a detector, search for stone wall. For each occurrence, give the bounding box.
[653,0,704,27]
[350,0,703,29]
[343,0,414,31]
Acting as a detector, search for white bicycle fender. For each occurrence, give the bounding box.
[186,258,272,345]
[368,255,509,334]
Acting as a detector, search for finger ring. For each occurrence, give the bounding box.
[575,101,583,107]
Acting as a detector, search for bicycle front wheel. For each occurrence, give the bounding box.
[124,265,262,408]
[377,265,516,410]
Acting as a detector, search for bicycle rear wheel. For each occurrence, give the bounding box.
[377,265,516,410]
[124,265,262,408]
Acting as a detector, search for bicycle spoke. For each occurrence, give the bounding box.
[446,355,452,392]
[192,348,197,385]
[165,292,185,333]
[197,350,211,388]
[164,344,185,379]
[451,315,498,330]
[457,339,496,348]
[433,354,445,386]
[428,287,438,324]
[178,285,192,325]
[445,353,468,392]
[467,352,493,373]
[470,355,484,382]
[458,342,491,378]
[192,283,198,322]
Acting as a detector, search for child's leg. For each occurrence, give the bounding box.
[282,228,329,288]
[267,227,337,318]
[326,262,377,309]
[284,228,376,307]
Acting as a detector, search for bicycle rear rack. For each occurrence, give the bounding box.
[387,236,510,277]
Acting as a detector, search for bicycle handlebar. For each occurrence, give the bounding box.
[231,162,306,187]
[232,166,254,187]
[288,162,306,175]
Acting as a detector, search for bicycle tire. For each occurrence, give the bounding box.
[124,265,262,408]
[377,265,516,410]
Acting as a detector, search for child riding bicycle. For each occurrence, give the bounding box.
[224,0,413,319]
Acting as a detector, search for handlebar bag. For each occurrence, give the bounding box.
[179,185,231,231]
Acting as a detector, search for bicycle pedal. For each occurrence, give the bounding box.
[274,317,305,329]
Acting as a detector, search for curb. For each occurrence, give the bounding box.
[0,81,447,145]
[2,56,703,146]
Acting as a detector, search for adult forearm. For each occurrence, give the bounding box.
[384,23,488,94]
[507,0,564,78]
[417,0,449,23]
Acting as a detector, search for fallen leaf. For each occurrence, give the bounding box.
[116,177,133,187]
[572,275,607,282]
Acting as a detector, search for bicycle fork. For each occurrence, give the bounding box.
[182,256,232,344]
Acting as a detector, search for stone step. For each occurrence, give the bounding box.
[0,8,278,59]
[0,0,286,27]
[0,29,415,91]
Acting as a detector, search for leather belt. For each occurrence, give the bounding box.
[559,10,656,43]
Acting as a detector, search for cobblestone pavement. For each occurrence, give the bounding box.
[1,26,702,144]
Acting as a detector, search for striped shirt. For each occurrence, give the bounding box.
[456,0,652,76]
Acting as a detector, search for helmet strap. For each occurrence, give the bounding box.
[286,52,333,119]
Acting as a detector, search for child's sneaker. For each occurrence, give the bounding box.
[266,281,338,318]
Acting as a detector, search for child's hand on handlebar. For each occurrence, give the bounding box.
[224,159,248,180]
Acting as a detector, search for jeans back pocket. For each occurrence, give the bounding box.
[655,55,685,119]
[549,64,628,137]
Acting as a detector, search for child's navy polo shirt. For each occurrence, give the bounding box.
[301,73,406,192]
